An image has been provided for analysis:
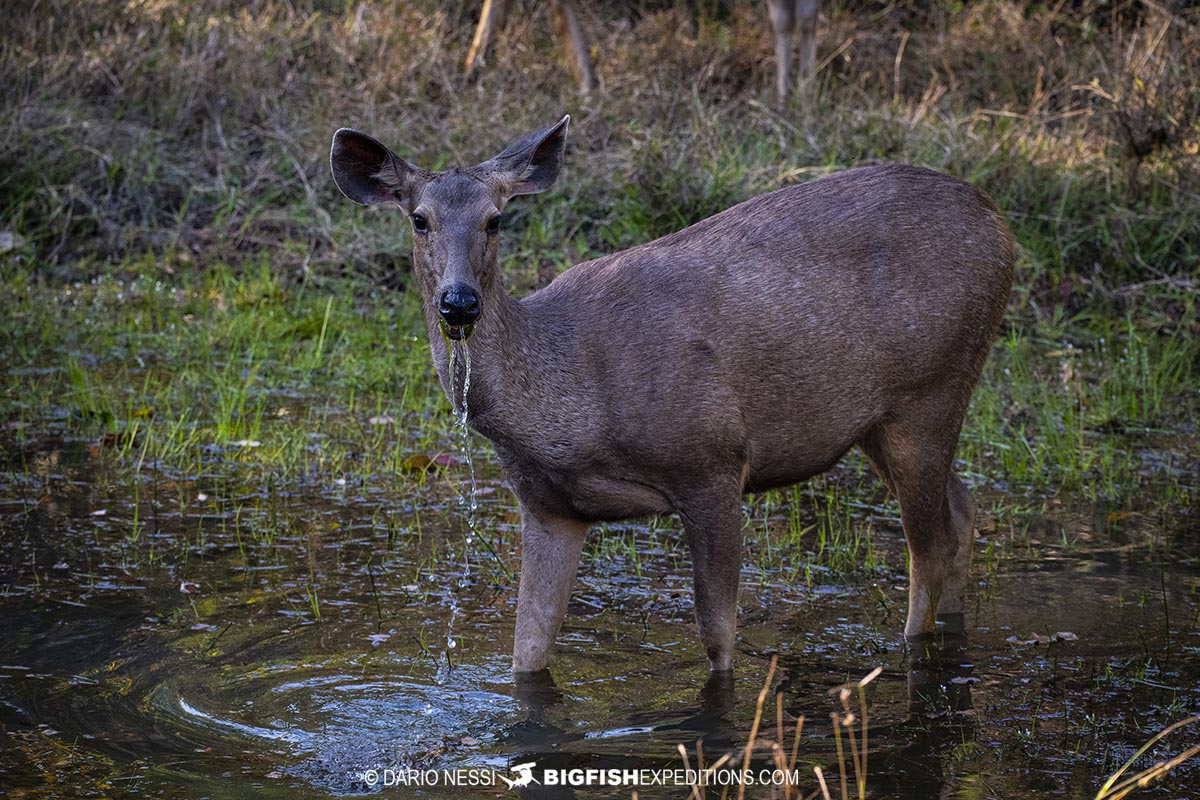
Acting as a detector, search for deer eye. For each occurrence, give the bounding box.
[485,215,500,235]
[411,213,429,233]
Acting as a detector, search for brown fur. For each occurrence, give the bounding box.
[331,118,1015,674]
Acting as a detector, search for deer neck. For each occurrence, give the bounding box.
[426,282,558,449]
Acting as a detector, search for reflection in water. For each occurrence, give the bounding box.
[0,436,1198,798]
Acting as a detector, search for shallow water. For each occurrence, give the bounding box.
[1,433,1198,799]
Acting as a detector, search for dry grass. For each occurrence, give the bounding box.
[675,660,1199,800]
[1094,715,1200,800]
[670,658,883,800]
[1,1,1198,295]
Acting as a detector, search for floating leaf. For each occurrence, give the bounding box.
[179,581,201,594]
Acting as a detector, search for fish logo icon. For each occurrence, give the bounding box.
[499,761,539,789]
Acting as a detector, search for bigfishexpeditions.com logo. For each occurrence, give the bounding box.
[360,761,806,789]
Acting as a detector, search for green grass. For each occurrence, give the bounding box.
[2,256,1193,588]
[0,263,452,491]
[1,0,1198,579]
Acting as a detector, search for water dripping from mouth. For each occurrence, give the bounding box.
[440,338,479,683]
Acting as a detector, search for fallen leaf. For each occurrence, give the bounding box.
[1053,631,1078,642]
[401,454,432,472]
[401,453,463,472]
[180,581,201,594]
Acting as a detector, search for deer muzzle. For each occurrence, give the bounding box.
[438,284,482,339]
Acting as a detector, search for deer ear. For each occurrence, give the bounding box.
[330,129,426,210]
[478,115,569,198]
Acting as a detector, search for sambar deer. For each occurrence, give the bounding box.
[330,116,1014,674]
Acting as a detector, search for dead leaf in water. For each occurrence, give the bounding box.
[401,454,432,471]
[179,581,200,594]
[1053,631,1078,642]
[401,453,462,472]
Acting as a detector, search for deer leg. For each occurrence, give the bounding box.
[860,398,974,639]
[936,472,976,633]
[465,0,507,77]
[552,0,595,96]
[768,0,795,108]
[512,503,589,673]
[795,0,820,82]
[679,481,745,672]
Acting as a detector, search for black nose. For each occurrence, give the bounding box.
[438,284,482,328]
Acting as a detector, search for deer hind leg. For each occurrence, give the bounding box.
[678,478,746,672]
[768,0,795,108]
[860,396,976,638]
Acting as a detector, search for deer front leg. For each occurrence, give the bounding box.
[680,484,745,672]
[512,503,589,674]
